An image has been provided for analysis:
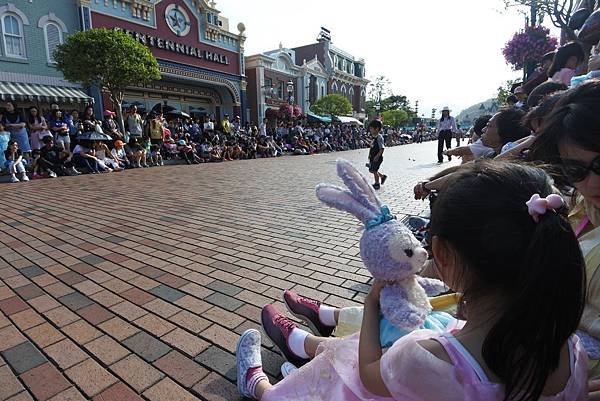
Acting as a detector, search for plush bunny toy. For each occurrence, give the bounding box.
[316,159,447,330]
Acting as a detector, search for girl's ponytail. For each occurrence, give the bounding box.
[482,210,585,401]
[429,161,586,401]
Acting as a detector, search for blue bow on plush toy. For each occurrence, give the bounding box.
[365,205,396,230]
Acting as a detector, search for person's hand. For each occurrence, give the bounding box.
[590,379,600,400]
[366,279,385,304]
[414,182,430,200]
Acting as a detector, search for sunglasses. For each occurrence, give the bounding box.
[561,154,600,182]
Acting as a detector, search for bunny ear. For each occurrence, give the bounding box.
[336,159,382,213]
[316,183,378,224]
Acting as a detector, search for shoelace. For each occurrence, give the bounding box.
[298,296,320,309]
[273,314,296,332]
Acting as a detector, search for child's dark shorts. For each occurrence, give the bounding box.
[369,157,383,173]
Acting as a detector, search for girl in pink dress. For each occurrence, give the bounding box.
[236,160,588,401]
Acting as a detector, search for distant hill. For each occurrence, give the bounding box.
[457,99,500,126]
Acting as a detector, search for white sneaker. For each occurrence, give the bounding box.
[10,175,19,183]
[280,362,298,377]
[19,173,29,182]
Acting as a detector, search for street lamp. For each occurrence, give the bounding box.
[287,80,294,104]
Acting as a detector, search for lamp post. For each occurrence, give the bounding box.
[287,80,295,104]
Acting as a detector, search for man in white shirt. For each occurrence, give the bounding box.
[259,118,268,136]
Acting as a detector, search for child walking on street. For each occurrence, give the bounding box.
[368,119,387,189]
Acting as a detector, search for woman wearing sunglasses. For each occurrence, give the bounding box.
[529,80,600,389]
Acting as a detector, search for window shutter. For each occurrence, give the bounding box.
[45,23,61,63]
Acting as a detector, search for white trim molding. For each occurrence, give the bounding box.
[37,12,68,32]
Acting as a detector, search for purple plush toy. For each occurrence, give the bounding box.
[316,159,447,330]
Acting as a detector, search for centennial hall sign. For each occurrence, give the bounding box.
[114,27,230,65]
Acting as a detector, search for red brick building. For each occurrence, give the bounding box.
[79,0,247,121]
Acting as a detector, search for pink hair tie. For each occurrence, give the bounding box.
[526,193,564,223]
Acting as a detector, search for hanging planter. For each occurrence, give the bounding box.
[502,26,558,71]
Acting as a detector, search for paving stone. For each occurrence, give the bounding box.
[45,339,88,369]
[20,362,71,401]
[206,280,243,296]
[199,324,239,353]
[10,308,44,330]
[85,335,130,365]
[91,382,143,401]
[110,354,164,392]
[0,296,29,316]
[153,351,209,388]
[0,364,24,400]
[19,266,45,278]
[137,266,165,278]
[5,391,34,401]
[161,328,209,358]
[45,306,80,327]
[62,319,103,344]
[13,284,45,300]
[134,314,176,337]
[148,285,185,302]
[25,323,64,348]
[65,359,118,397]
[1,341,47,374]
[0,325,26,351]
[169,310,211,334]
[98,317,139,341]
[204,292,244,312]
[192,372,242,401]
[80,254,106,265]
[120,287,155,306]
[58,292,94,311]
[194,346,236,380]
[28,295,61,313]
[122,332,171,362]
[142,377,198,401]
[111,301,147,321]
[48,387,87,401]
[77,304,114,325]
[57,271,86,286]
[143,299,180,318]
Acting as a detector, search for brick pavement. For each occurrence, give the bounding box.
[0,141,456,400]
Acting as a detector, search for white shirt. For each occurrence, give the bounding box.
[436,117,457,133]
[259,123,267,136]
[203,122,214,131]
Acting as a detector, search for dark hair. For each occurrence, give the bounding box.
[83,105,94,117]
[522,92,564,132]
[473,115,491,137]
[429,160,585,401]
[527,81,567,108]
[528,80,600,182]
[541,51,556,64]
[42,135,53,144]
[506,95,518,104]
[548,42,585,77]
[368,119,382,130]
[51,109,63,120]
[27,106,41,125]
[494,108,530,145]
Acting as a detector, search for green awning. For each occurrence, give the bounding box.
[307,111,331,123]
[0,81,93,103]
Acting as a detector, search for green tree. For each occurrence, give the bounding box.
[310,94,352,117]
[54,28,161,134]
[381,109,409,127]
[367,75,392,107]
[496,78,520,104]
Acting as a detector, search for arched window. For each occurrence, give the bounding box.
[2,14,25,58]
[341,84,347,96]
[331,81,338,93]
[320,85,325,98]
[44,22,62,63]
[349,87,354,104]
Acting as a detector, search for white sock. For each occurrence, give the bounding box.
[318,305,337,327]
[288,328,310,359]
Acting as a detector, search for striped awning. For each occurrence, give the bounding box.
[0,81,93,103]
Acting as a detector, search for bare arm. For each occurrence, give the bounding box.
[494,136,536,160]
[444,146,473,157]
[359,280,391,397]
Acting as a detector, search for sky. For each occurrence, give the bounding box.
[217,0,560,117]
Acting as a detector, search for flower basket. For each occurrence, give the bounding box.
[502,26,558,71]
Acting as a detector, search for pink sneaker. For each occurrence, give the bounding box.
[283,290,335,337]
[261,304,309,367]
